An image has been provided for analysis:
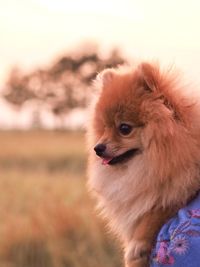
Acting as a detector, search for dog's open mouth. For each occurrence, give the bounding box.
[102,148,139,165]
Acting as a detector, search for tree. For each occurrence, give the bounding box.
[3,44,127,121]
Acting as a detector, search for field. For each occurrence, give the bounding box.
[0,131,122,267]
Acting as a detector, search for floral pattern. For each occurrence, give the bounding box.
[171,236,189,255]
[151,205,200,266]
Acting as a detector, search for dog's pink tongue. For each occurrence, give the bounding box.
[102,157,113,165]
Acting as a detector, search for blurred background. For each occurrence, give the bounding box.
[0,0,200,266]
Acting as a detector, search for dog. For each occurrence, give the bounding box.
[87,62,200,267]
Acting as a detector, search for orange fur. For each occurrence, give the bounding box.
[86,62,200,267]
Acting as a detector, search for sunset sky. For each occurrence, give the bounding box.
[1,0,200,86]
[1,0,200,128]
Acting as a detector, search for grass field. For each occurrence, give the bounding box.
[0,130,122,267]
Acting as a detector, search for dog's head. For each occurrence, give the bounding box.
[91,62,197,175]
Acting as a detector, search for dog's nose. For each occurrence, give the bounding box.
[94,143,106,156]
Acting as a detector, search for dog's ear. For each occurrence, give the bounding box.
[138,62,160,92]
[138,63,181,121]
[96,68,115,87]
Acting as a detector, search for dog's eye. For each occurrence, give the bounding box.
[119,124,133,136]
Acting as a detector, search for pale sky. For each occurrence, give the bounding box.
[1,0,200,85]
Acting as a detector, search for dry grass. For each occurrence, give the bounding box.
[0,131,86,174]
[0,130,122,267]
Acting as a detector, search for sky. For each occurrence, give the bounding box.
[1,0,200,128]
[1,0,200,86]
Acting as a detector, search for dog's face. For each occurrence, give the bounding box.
[92,63,185,167]
[93,71,144,165]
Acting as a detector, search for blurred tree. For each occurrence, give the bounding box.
[3,44,127,122]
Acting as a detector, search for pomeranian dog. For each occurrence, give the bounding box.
[87,62,200,267]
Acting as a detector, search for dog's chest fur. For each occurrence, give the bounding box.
[88,156,160,242]
[88,152,200,243]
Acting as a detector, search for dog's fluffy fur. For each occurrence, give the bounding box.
[87,62,200,267]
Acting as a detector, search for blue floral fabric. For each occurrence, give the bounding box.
[151,192,200,267]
